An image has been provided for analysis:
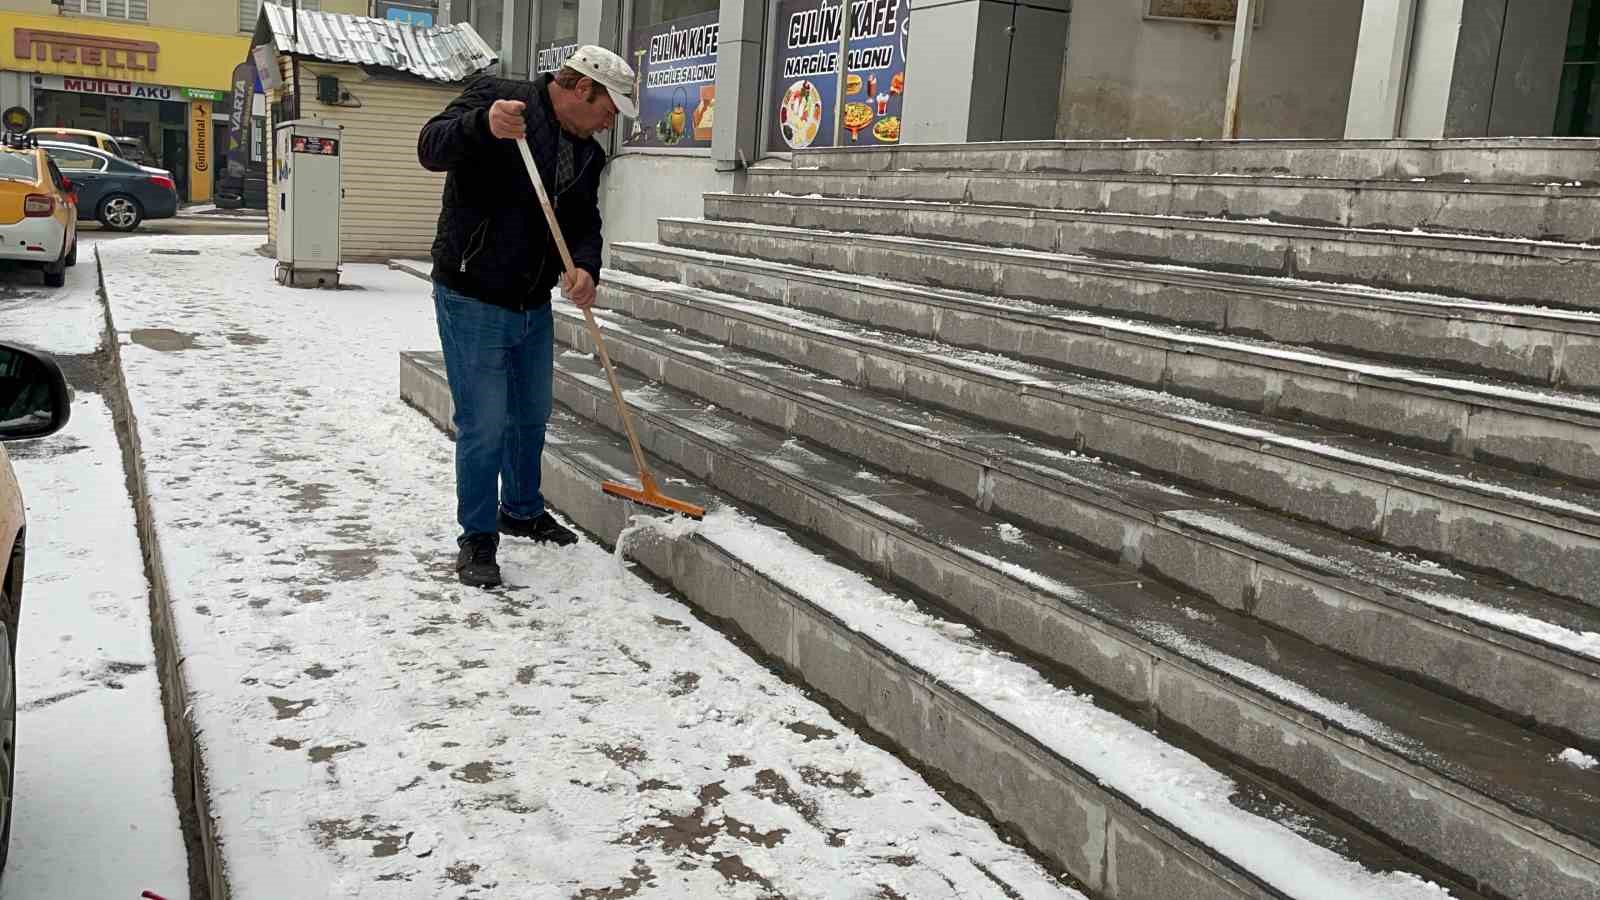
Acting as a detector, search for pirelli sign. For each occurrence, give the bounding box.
[13,28,159,72]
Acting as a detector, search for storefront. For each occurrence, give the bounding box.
[0,11,247,202]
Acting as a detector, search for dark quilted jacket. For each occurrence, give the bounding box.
[418,73,606,310]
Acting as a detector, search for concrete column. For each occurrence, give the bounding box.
[502,0,533,78]
[1345,0,1416,138]
[901,0,1066,144]
[578,0,623,50]
[1392,0,1574,138]
[712,0,764,167]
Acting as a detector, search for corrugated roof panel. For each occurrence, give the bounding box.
[261,2,497,83]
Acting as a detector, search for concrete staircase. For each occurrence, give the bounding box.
[401,138,1600,899]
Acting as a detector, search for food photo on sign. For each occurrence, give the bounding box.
[624,11,719,149]
[767,0,907,149]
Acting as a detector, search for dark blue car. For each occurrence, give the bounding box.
[37,141,179,232]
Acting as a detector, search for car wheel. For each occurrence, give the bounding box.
[97,194,143,232]
[64,239,76,268]
[0,586,18,878]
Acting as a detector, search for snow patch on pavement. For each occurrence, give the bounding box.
[98,236,1077,899]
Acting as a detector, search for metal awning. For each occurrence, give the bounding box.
[258,3,497,84]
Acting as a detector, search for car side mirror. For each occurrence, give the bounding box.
[0,342,70,442]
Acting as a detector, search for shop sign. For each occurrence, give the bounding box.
[765,0,907,150]
[13,28,159,72]
[534,39,577,75]
[183,87,223,101]
[226,58,257,178]
[623,11,718,149]
[32,74,188,103]
[377,1,435,27]
[189,99,212,203]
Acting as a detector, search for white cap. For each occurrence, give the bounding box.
[562,45,638,119]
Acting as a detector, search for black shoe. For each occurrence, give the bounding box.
[456,533,502,588]
[498,509,578,546]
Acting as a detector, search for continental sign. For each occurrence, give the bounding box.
[14,28,158,72]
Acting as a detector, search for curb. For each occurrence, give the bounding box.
[94,245,228,900]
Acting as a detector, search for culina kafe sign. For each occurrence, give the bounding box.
[766,0,907,150]
[623,11,719,149]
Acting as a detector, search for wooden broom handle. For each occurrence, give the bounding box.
[515,137,659,493]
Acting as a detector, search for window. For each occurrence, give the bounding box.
[474,0,506,51]
[46,148,108,173]
[61,0,148,21]
[1557,0,1598,135]
[538,0,579,43]
[241,0,321,33]
[41,132,98,149]
[624,0,721,149]
[0,154,39,182]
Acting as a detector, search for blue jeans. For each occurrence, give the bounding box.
[433,282,554,542]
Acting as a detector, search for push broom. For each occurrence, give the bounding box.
[514,137,705,521]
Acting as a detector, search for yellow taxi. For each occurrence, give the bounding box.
[0,134,76,288]
[24,127,123,159]
[0,339,72,878]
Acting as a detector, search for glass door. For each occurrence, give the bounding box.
[1557,0,1598,135]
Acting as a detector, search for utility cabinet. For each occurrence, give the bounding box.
[273,119,342,288]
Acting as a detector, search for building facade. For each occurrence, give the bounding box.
[0,0,368,202]
[439,0,1599,250]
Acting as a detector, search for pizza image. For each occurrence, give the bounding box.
[843,102,874,130]
[779,80,823,149]
[872,115,901,143]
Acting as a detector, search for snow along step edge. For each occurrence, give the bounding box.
[540,332,1600,900]
[610,242,1600,487]
[550,292,1600,751]
[699,195,1600,312]
[397,349,1470,900]
[590,265,1600,607]
[704,191,1600,260]
[740,168,1600,245]
[787,139,1600,186]
[658,214,1600,335]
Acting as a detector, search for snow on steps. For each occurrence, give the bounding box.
[550,281,1600,748]
[612,241,1600,484]
[654,216,1600,389]
[589,266,1600,606]
[790,138,1600,186]
[530,336,1600,900]
[742,166,1600,244]
[700,194,1600,311]
[398,350,1469,900]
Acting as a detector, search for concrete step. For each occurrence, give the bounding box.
[654,216,1600,391]
[400,350,1473,900]
[702,193,1600,311]
[546,338,1600,900]
[578,267,1600,748]
[613,242,1600,487]
[744,166,1600,244]
[592,261,1600,607]
[790,138,1600,185]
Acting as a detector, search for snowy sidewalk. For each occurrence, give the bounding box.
[0,254,189,898]
[98,235,1076,898]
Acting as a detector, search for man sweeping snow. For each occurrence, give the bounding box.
[418,46,638,588]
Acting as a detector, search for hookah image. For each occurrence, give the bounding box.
[628,47,647,142]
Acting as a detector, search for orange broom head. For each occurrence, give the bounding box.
[602,479,706,520]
